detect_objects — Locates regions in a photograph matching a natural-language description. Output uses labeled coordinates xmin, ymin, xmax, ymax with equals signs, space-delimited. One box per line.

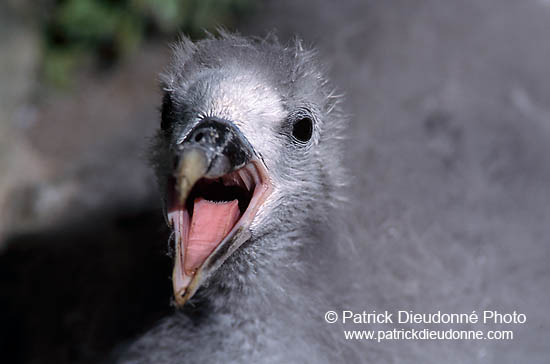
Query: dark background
xmin=1 ymin=0 xmax=549 ymax=363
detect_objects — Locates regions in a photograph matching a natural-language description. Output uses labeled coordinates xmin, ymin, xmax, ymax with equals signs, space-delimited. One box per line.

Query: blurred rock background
xmin=1 ymin=0 xmax=549 ymax=363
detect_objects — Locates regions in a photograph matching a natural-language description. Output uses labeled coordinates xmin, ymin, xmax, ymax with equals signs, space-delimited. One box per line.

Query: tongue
xmin=184 ymin=197 xmax=240 ymax=273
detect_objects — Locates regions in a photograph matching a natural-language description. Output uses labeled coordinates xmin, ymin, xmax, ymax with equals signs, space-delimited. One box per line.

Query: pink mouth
xmin=181 ymin=197 xmax=241 ymax=273
xmin=167 ymin=161 xmax=271 ymax=305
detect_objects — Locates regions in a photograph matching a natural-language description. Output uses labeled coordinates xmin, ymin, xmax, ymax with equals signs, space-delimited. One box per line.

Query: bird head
xmin=151 ymin=33 xmax=346 ymax=307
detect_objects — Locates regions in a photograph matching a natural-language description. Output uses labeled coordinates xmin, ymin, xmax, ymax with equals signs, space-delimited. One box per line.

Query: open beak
xmin=167 ymin=117 xmax=272 ymax=307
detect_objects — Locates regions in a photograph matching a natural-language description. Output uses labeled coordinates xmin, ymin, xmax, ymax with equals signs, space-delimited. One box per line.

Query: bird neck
xmin=184 ymin=221 xmax=336 ymax=322
xmin=117 ymin=220 xmax=347 ymax=363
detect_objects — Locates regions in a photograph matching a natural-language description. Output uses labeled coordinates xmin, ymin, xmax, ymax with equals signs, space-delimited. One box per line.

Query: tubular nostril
xmin=194 ymin=132 xmax=204 ymax=143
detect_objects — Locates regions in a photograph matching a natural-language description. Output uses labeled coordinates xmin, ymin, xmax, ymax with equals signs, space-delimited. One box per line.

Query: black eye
xmin=291 ymin=117 xmax=313 ymax=143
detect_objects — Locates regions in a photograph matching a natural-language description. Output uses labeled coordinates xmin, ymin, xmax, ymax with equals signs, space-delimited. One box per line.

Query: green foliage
xmin=43 ymin=0 xmax=256 ymax=87
xmin=43 ymin=46 xmax=83 ymax=87
xmin=56 ymin=0 xmax=123 ymax=42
